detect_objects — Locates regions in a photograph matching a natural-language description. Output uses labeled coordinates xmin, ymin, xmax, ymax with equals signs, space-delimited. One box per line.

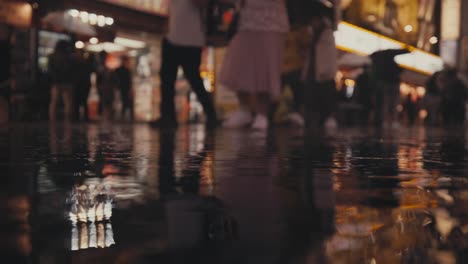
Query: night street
xmin=2 ymin=123 xmax=468 ymax=263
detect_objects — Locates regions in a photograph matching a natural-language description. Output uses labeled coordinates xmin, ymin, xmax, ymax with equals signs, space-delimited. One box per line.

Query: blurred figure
xmin=73 ymin=51 xmax=93 ymax=122
xmin=441 ymin=69 xmax=466 ymax=127
xmin=220 ymin=0 xmax=289 ymax=130
xmin=354 ymin=65 xmax=373 ymax=126
xmin=34 ymin=69 xmax=51 ymax=121
xmin=151 ymin=0 xmax=217 ymax=128
xmin=114 ymin=56 xmax=133 ymax=121
xmin=370 ymin=48 xmax=410 ymax=128
xmin=424 ymin=71 xmax=443 ymax=126
xmin=405 ymin=92 xmax=418 ymax=126
xmin=278 ymin=26 xmax=310 ymax=127
xmin=96 ymin=51 xmax=116 ymax=121
xmin=48 ymin=40 xmax=75 ymax=122
xmin=0 ymin=26 xmax=11 ymax=122
xmin=302 ymin=2 xmax=338 ymax=128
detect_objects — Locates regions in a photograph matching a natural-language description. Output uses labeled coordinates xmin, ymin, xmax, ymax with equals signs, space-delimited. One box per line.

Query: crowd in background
xmin=2 ymin=0 xmax=467 ymax=129
xmin=46 ymin=40 xmax=133 ymax=123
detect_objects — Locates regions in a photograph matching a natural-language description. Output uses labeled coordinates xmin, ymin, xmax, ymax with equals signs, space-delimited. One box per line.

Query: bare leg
xmin=62 ymin=85 xmax=73 ymax=122
xmin=49 ymin=85 xmax=59 ymax=122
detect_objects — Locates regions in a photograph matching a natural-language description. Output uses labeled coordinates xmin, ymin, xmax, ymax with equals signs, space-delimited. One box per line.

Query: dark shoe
xmin=149 ymin=119 xmax=178 ymax=129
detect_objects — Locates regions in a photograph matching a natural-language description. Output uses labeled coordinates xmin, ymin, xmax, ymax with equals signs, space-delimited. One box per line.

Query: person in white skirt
xmin=220 ymin=0 xmax=289 ymax=130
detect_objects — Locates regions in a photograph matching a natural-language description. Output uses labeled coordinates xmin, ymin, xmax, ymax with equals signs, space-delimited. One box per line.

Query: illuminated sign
xmin=0 ymin=2 xmax=32 ymax=28
xmin=441 ymin=0 xmax=461 ymax=40
xmin=98 ymin=0 xmax=169 ymax=16
xmin=335 ymin=22 xmax=443 ymax=75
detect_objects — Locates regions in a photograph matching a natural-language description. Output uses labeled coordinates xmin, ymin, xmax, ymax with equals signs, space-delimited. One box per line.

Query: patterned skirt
xmin=219 ymin=31 xmax=286 ymax=101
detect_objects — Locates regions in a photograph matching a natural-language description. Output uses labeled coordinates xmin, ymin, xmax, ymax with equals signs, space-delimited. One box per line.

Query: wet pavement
xmin=1 ymin=123 xmax=468 ymax=263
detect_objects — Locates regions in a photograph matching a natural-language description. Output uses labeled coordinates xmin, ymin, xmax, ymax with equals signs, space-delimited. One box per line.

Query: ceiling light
xmin=68 ymin=9 xmax=79 ymax=17
xmin=89 ymin=13 xmax=97 ymax=25
xmin=114 ymin=37 xmax=145 ymax=49
xmin=75 ymin=41 xmax=84 ymax=49
xmin=98 ymin=15 xmax=106 ymax=27
xmin=87 ymin=43 xmax=125 ymax=53
xmin=105 ymin=17 xmax=114 ymax=26
xmin=89 ymin=37 xmax=99 ymax=44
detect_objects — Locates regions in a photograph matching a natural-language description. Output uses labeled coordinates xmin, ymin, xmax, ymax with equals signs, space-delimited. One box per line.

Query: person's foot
xmin=223 ymin=109 xmax=252 ymax=128
xmin=149 ymin=119 xmax=178 ymax=129
xmin=287 ymin=112 xmax=305 ymax=127
xmin=251 ymin=114 xmax=268 ymax=130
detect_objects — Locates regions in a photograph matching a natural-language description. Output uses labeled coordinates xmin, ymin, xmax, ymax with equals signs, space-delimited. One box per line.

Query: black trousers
xmin=304 ymin=79 xmax=336 ymax=127
xmin=73 ymin=85 xmax=90 ymax=121
xmin=120 ymin=89 xmax=133 ymax=120
xmin=281 ymin=70 xmax=303 ymax=112
xmin=159 ymin=39 xmax=216 ymax=122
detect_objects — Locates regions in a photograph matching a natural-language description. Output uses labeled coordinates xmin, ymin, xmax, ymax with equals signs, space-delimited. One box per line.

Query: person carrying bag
xmin=151 ymin=0 xmax=218 ymax=128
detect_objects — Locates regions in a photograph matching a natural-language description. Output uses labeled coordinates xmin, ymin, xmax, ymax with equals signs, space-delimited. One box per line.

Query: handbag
xmin=205 ymin=0 xmax=241 ymax=47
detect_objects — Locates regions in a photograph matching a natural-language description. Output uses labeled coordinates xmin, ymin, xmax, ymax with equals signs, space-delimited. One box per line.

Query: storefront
xmin=334 ymin=21 xmax=444 ymax=125
xmin=39 ymin=0 xmax=216 ymax=122
xmin=0 ymin=1 xmax=34 ymax=122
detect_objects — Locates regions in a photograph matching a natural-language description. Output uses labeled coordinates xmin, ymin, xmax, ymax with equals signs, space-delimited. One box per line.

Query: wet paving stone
xmin=1 ymin=123 xmax=468 ymax=263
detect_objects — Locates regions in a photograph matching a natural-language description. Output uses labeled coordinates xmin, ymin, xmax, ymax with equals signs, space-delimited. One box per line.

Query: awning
xmin=42 ymin=11 xmax=96 ymax=36
xmin=0 ymin=1 xmax=32 ymax=28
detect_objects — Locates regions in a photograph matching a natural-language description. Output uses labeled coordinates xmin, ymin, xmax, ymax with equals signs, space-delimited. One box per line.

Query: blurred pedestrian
xmin=114 ymin=56 xmax=133 ymax=121
xmin=0 ymin=26 xmax=11 ymax=122
xmin=73 ymin=50 xmax=93 ymax=122
xmin=220 ymin=0 xmax=289 ymax=130
xmin=441 ymin=69 xmax=466 ymax=126
xmin=405 ymin=93 xmax=418 ymax=126
xmin=151 ymin=0 xmax=217 ymax=128
xmin=278 ymin=26 xmax=310 ymax=127
xmin=96 ymin=51 xmax=116 ymax=121
xmin=48 ymin=40 xmax=75 ymax=122
xmin=369 ymin=48 xmax=410 ymax=128
xmin=301 ymin=2 xmax=338 ymax=128
xmin=37 ymin=69 xmax=51 ymax=121
xmin=354 ymin=65 xmax=373 ymax=126
xmin=424 ymin=71 xmax=443 ymax=126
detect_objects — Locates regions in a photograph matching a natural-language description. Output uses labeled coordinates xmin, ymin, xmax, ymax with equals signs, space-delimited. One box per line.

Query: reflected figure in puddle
xmin=278 ymin=133 xmax=336 ymax=263
xmin=351 ymin=139 xmax=400 ymax=208
xmin=152 ymin=127 xmax=238 ymax=263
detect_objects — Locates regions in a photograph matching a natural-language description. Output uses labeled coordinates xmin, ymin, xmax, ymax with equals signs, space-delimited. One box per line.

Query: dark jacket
xmin=49 ymin=51 xmax=75 ymax=85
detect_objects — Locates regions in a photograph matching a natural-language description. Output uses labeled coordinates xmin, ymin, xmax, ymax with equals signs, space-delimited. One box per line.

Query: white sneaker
xmin=223 ymin=109 xmax=253 ymax=128
xmin=251 ymin=114 xmax=268 ymax=130
xmin=287 ymin=112 xmax=305 ymax=127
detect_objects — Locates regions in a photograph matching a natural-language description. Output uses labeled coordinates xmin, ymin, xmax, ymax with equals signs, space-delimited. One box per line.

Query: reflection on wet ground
xmin=1 ymin=123 xmax=468 ymax=263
